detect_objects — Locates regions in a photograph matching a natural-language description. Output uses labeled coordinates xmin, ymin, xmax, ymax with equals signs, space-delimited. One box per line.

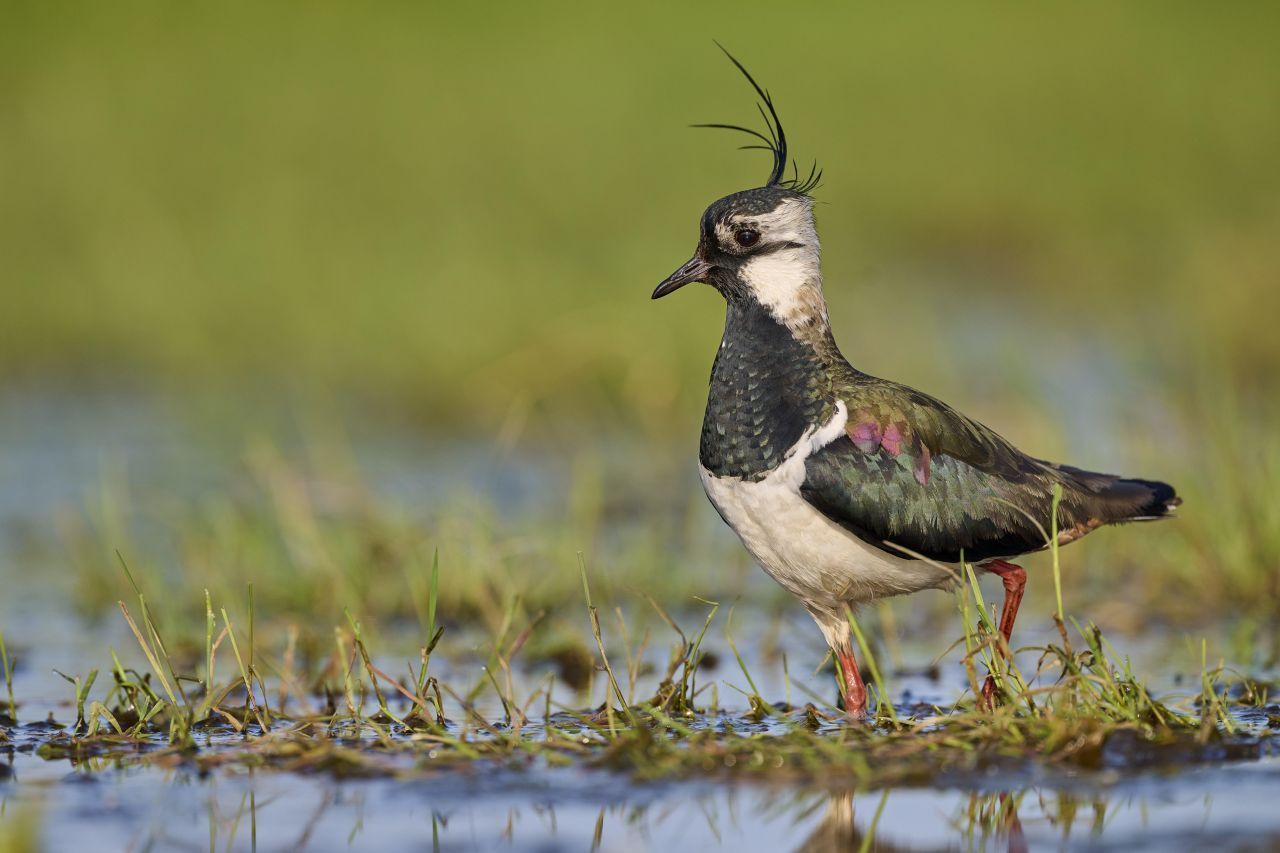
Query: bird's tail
xmin=1053 ymin=465 xmax=1182 ymax=524
xmin=1103 ymin=476 xmax=1182 ymax=521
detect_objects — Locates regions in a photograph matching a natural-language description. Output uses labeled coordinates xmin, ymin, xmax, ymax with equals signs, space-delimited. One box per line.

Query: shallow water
xmin=2 ymin=387 xmax=1279 ymax=851
xmin=5 ymin=750 xmax=1280 ymax=851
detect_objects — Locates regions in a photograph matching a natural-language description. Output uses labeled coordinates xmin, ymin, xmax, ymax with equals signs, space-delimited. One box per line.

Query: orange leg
xmin=836 ymin=647 xmax=868 ymax=719
xmin=980 ymin=560 xmax=1026 ymax=705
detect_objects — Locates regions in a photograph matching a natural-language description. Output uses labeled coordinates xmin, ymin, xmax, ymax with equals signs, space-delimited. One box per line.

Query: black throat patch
xmin=699 ymin=298 xmax=833 ymax=481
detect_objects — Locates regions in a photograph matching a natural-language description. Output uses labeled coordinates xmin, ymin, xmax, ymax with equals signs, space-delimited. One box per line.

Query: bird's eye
xmin=734 ymin=228 xmax=760 ymax=248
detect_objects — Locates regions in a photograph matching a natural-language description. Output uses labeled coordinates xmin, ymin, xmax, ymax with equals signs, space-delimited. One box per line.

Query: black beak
xmin=652 ymin=256 xmax=713 ymax=299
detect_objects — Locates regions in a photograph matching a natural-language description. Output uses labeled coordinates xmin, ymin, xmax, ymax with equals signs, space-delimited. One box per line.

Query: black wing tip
xmin=1143 ymin=478 xmax=1181 ymax=514
xmin=1116 ymin=477 xmax=1182 ymax=519
xmin=697 ymin=43 xmax=822 ymax=196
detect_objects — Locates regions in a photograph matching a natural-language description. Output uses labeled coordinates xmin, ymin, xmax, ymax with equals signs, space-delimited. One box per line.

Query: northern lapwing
xmin=652 ymin=50 xmax=1181 ymax=718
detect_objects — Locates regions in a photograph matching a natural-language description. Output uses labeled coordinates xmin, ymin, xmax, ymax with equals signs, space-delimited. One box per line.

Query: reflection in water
xmin=6 ymin=751 xmax=1273 ymax=852
xmin=957 ymin=791 xmax=1028 ymax=853
xmin=796 ymin=791 xmax=889 ymax=852
xmin=796 ymin=789 xmax=1026 ymax=853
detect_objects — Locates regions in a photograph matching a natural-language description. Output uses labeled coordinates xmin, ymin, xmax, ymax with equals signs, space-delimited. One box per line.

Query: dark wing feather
xmin=800 ymin=376 xmax=1178 ymax=563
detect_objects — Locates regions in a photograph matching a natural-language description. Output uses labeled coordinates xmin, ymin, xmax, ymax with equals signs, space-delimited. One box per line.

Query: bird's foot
xmin=843 ymin=690 xmax=869 ymax=723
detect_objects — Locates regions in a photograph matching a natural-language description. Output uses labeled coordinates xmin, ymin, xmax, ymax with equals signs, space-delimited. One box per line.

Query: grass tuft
xmin=4 ymin=551 xmax=1269 ymax=789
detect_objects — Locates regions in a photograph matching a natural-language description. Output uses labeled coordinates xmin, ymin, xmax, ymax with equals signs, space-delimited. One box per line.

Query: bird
xmin=651 ymin=48 xmax=1181 ymax=718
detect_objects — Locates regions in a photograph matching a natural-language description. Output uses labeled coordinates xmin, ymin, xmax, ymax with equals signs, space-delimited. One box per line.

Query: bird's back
xmin=805 ymin=344 xmax=1180 ymax=563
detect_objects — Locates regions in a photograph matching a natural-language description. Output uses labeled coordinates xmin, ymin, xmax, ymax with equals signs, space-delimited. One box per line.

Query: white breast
xmin=699 ymin=401 xmax=956 ymax=610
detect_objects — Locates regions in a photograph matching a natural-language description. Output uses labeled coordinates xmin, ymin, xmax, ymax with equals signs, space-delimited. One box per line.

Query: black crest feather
xmin=693 ymin=43 xmax=822 ymax=195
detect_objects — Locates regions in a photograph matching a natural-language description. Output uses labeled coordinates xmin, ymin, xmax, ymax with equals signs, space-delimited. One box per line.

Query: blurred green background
xmin=2 ymin=3 xmax=1278 ymax=639
xmin=5 ymin=3 xmax=1277 ymax=428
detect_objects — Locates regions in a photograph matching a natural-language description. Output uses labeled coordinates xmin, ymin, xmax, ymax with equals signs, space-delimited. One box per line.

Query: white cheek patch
xmin=740 ymin=207 xmax=824 ymax=330
xmin=717 ymin=197 xmax=827 ymax=331
xmin=742 ymin=250 xmax=817 ymax=308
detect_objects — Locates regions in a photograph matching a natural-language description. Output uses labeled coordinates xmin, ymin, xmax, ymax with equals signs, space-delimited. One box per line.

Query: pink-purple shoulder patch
xmin=880 ymin=423 xmax=904 ymax=457
xmin=848 ymin=416 xmax=931 ymax=486
xmin=849 ymin=420 xmax=882 ymax=453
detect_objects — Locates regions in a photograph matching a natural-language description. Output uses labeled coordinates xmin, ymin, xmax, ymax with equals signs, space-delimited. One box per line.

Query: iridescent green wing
xmin=800 ymin=375 xmax=1071 ymax=563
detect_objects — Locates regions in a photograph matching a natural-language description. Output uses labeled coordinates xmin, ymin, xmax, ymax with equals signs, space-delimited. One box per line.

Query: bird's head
xmin=653 ymin=48 xmax=826 ymax=332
